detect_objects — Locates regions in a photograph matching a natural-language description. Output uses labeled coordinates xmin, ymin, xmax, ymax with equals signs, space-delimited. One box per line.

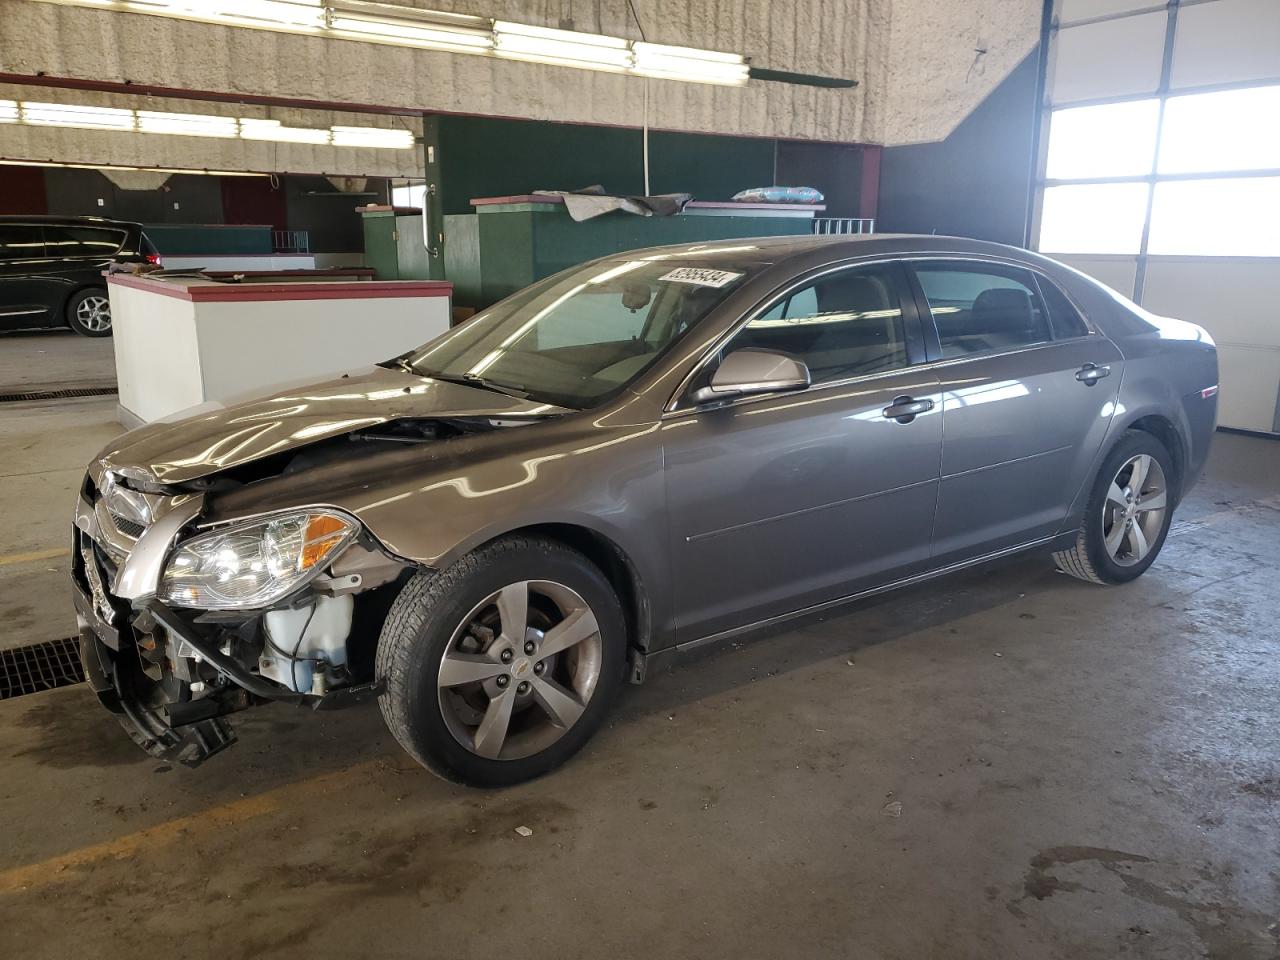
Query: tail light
xmin=145 ymin=253 xmax=160 ymax=265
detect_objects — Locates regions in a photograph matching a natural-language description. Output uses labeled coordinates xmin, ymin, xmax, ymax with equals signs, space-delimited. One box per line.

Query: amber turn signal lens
xmin=301 ymin=514 xmax=352 ymax=570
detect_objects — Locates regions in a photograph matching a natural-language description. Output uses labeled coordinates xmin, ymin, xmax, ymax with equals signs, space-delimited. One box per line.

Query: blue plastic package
xmin=731 ymin=186 xmax=825 ymax=204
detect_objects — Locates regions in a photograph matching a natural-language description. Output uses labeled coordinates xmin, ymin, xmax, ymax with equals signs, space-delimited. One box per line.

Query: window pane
xmin=1060 ymin=0 xmax=1158 ymax=24
xmin=1158 ymin=86 xmax=1280 ymax=175
xmin=1038 ymin=183 xmax=1150 ymax=254
xmin=1171 ymin=0 xmax=1280 ymax=90
xmin=1046 ymin=100 xmax=1160 ymax=179
xmin=915 ymin=265 xmax=1052 ymax=359
xmin=727 ymin=265 xmax=908 ymax=384
xmin=1051 ymin=12 xmax=1166 ymax=103
xmin=42 ymin=226 xmax=125 ymax=258
xmin=0 ymin=224 xmax=44 ymax=260
xmin=1147 ymin=176 xmax=1280 ymax=256
xmin=391 ymin=183 xmax=426 ymax=208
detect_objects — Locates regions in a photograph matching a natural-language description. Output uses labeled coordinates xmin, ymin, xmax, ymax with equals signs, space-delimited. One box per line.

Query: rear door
xmin=907 ymin=260 xmax=1122 ymax=565
xmin=0 ymin=223 xmax=55 ymax=329
xmin=40 ymin=224 xmax=126 ymax=303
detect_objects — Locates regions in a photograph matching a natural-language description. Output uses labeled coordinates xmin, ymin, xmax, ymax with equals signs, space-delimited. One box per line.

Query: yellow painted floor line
xmin=0 ymin=758 xmax=397 ymax=894
xmin=0 ymin=547 xmax=69 ymax=567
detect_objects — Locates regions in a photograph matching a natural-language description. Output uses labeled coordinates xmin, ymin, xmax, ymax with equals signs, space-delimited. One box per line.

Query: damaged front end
xmin=72 ymin=462 xmax=410 ymax=767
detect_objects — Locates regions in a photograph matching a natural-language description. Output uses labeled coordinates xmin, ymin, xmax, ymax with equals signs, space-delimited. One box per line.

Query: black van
xmin=0 ymin=216 xmax=156 ymax=337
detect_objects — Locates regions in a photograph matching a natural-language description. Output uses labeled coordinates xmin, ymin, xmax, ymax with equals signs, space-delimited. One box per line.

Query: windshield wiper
xmin=423 ymin=371 xmax=532 ymax=401
xmin=381 ymin=355 xmax=417 ymax=374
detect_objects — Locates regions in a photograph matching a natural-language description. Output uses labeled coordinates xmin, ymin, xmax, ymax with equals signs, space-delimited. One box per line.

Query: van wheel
xmin=376 ymin=536 xmax=626 ymax=787
xmin=1054 ymin=430 xmax=1175 ymax=584
xmin=67 ymin=288 xmax=112 ymax=337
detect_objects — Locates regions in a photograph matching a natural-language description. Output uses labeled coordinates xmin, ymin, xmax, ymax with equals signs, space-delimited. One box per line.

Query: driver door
xmin=661 ymin=261 xmax=944 ymax=644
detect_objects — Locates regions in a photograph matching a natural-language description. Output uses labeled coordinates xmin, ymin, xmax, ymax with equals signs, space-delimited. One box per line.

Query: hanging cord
xmin=626 ymin=0 xmax=647 ymax=41
xmin=628 ymin=0 xmax=650 ymax=194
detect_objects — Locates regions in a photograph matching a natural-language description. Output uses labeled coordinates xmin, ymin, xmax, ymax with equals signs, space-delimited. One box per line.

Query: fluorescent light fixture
xmin=239 ymin=118 xmax=332 ymax=144
xmin=20 ymin=102 xmax=137 ymax=131
xmin=137 ymin=109 xmax=240 ymax=137
xmin=330 ymin=13 xmax=492 ymax=50
xmin=330 ymin=125 xmax=416 ymax=148
xmin=633 ymin=41 xmax=749 ymax=86
xmin=328 ymin=2 xmax=492 ymax=51
xmin=494 ymin=20 xmax=631 ymax=69
xmin=26 ymin=0 xmax=753 ymax=87
xmin=134 ymin=0 xmax=325 ymax=29
xmin=11 ymin=98 xmax=413 ymax=149
xmin=0 ymin=158 xmax=269 ymax=176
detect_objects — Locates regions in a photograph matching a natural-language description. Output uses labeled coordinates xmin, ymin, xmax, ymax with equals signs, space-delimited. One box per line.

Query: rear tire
xmin=66 ymin=288 xmax=112 ymax=337
xmin=1054 ymin=430 xmax=1176 ymax=584
xmin=376 ymin=536 xmax=626 ymax=787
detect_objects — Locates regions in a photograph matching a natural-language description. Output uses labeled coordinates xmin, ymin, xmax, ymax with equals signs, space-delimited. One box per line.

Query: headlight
xmin=159 ymin=510 xmax=358 ymax=610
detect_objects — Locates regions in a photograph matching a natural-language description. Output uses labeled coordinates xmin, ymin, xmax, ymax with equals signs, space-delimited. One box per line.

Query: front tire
xmin=1054 ymin=430 xmax=1175 ymax=584
xmin=376 ymin=536 xmax=627 ymax=787
xmin=66 ymin=288 xmax=112 ymax=337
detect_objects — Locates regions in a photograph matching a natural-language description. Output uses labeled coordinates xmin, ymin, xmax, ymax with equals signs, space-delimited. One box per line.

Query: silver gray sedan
xmin=73 ymin=235 xmax=1218 ymax=784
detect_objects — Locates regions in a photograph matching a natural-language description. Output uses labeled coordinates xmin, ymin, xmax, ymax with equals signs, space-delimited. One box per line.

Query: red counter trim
xmin=108 ymin=273 xmax=452 ymax=303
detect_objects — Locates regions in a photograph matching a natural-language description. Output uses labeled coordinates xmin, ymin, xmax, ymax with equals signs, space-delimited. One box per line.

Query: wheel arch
xmin=64 ymin=283 xmax=111 ymax=327
xmin=1119 ymin=412 xmax=1187 ymax=501
xmin=465 ymin=522 xmax=653 ymax=660
xmin=1059 ymin=405 xmax=1191 ymax=536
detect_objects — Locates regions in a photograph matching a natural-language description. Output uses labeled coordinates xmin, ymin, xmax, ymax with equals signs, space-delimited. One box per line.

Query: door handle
xmin=882 ymin=395 xmax=934 ymax=423
xmin=1075 ymin=363 xmax=1111 ymax=385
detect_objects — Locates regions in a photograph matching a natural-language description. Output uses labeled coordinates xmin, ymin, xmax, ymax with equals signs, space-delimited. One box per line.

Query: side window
xmin=41 ymin=226 xmax=125 ymax=259
xmin=724 ymin=263 xmax=910 ymax=384
xmin=0 ymin=224 xmax=44 ymax=261
xmin=1036 ymin=276 xmax=1091 ymax=339
xmin=915 ymin=263 xmax=1053 ymax=359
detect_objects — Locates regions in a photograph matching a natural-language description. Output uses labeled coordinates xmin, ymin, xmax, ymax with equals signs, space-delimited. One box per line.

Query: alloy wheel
xmin=437 ymin=580 xmax=603 ymax=760
xmin=76 ymin=295 xmax=112 ymax=332
xmin=1102 ymin=453 xmax=1167 ymax=567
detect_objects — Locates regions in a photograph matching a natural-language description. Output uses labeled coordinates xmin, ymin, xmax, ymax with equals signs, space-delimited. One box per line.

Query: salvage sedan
xmin=73 ymin=235 xmax=1218 ymax=785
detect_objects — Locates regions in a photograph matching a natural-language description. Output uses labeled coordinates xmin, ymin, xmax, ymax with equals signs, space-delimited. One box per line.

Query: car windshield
xmin=399 ymin=257 xmax=765 ymax=410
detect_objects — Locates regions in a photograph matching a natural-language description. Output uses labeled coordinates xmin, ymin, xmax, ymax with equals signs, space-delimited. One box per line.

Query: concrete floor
xmin=0 ymin=396 xmax=121 ymax=649
xmin=0 ymin=331 xmax=118 ymax=393
xmin=1 ymin=410 xmax=1277 ymax=959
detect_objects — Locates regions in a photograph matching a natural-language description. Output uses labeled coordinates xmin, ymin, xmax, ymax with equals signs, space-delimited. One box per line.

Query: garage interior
xmin=2 ymin=0 xmax=1278 ymax=957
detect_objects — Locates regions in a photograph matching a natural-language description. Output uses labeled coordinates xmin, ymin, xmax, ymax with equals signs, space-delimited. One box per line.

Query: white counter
xmin=107 ymin=273 xmax=452 ymax=425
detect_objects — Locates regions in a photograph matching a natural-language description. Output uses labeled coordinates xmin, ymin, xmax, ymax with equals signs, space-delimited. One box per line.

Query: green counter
xmin=360 ymin=207 xmax=434 ymax=281
xmin=144 ymin=223 xmax=272 ymax=256
xmin=445 ymin=196 xmax=823 ymax=308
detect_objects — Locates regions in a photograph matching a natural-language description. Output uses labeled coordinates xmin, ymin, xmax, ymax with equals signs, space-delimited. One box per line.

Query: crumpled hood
xmin=96 ymin=366 xmax=566 ymax=484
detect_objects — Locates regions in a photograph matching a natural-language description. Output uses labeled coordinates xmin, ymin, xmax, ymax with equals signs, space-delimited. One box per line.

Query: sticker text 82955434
xmin=658 ymin=267 xmax=744 ymax=289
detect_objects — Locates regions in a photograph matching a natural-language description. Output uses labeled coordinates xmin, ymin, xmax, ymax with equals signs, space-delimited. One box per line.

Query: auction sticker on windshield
xmin=659 ymin=267 xmax=744 ymax=288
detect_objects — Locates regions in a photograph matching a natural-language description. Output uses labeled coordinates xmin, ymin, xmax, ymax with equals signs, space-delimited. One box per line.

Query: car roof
xmin=0 ymin=214 xmax=143 ymax=229
xmin=610 ymin=232 xmax=1049 ymax=268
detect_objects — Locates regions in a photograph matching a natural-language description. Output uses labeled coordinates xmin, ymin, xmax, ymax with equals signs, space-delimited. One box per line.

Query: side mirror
xmin=690 ymin=348 xmax=810 ymax=406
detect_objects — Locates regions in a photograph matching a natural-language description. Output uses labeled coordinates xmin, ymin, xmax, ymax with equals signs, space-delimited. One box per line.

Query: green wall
xmin=430 ymin=115 xmax=778 ymax=216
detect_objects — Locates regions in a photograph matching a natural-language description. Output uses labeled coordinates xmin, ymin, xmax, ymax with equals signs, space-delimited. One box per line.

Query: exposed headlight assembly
xmin=159 ymin=510 xmax=358 ymax=610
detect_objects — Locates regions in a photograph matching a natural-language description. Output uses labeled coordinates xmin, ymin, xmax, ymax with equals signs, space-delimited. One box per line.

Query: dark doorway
xmin=221 ymin=176 xmax=288 ymax=230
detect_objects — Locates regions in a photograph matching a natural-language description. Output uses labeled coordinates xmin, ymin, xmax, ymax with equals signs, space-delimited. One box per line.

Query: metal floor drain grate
xmin=1 ymin=637 xmax=85 ymax=700
xmin=0 ymin=386 xmax=118 ymax=403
